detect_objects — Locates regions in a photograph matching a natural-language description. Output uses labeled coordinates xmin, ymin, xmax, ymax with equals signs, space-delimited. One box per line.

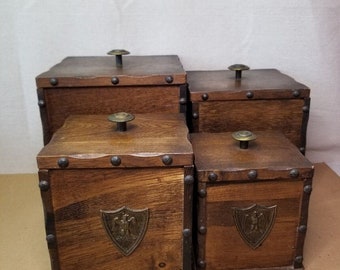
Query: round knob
xmin=232 ymin=130 xmax=257 ymax=149
xmin=228 ymin=64 xmax=250 ymax=80
xmin=107 ymin=49 xmax=130 ymax=68
xmin=108 ymin=112 xmax=135 ymax=132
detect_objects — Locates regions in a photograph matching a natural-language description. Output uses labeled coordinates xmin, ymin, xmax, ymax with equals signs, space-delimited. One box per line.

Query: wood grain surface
xmin=37 ymin=114 xmax=193 ymax=169
xmin=36 ymin=56 xmax=186 ymax=87
xmin=50 ymin=168 xmax=185 ymax=270
xmin=191 ymin=131 xmax=313 ymax=269
xmin=187 ymin=69 xmax=310 ymax=151
xmin=187 ymin=69 xmax=309 ymax=101
xmin=36 ymin=55 xmax=187 ymax=144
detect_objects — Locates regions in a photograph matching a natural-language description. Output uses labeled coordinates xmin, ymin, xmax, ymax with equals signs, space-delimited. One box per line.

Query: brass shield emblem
xmin=232 ymin=204 xmax=277 ymax=249
xmin=101 ymin=206 xmax=149 ymax=256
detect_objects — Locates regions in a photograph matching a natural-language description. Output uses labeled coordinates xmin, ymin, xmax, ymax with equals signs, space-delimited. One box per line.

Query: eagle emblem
xmin=232 ymin=204 xmax=277 ymax=249
xmin=101 ymin=206 xmax=149 ymax=256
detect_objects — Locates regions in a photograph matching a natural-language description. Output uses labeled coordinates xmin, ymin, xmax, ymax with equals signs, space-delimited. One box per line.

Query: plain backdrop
xmin=1 ymin=0 xmax=339 ymax=174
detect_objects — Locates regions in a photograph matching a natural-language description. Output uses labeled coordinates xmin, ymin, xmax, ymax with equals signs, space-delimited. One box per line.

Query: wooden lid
xmin=187 ymin=69 xmax=310 ymax=101
xmin=36 ymin=55 xmax=186 ymax=88
xmin=190 ymin=131 xmax=314 ymax=182
xmin=37 ymin=113 xmax=193 ymax=169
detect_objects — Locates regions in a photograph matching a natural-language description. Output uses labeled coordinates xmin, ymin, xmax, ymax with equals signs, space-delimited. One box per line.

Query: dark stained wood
xmin=37 ymin=113 xmax=194 ymax=270
xmin=36 ymin=56 xmax=186 ymax=87
xmin=198 ymin=99 xmax=304 ymax=147
xmin=38 ymin=170 xmax=59 ymax=270
xmin=36 ymin=55 xmax=187 ymax=144
xmin=41 ymin=86 xmax=182 ymax=144
xmin=205 ymin=181 xmax=303 ymax=270
xmin=187 ymin=69 xmax=309 ymax=101
xmin=191 ymin=131 xmax=313 ymax=181
xmin=37 ymin=114 xmax=193 ymax=169
xmin=191 ymin=131 xmax=314 ymax=270
xmin=50 ymin=168 xmax=185 ymax=270
xmin=187 ymin=69 xmax=310 ymax=152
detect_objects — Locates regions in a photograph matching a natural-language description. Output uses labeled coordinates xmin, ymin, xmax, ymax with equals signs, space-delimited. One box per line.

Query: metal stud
xmin=38 ymin=100 xmax=45 ymax=107
xmin=199 ymin=226 xmax=207 ymax=235
xmin=111 ymin=156 xmax=121 ymax=166
xmin=290 ymin=169 xmax=300 ymax=178
xmin=304 ymin=185 xmax=313 ymax=194
xmin=179 ymin=97 xmax=187 ymax=105
xmin=39 ymin=180 xmax=50 ymax=191
xmin=192 ymin=112 xmax=199 ymax=119
xmin=198 ymin=260 xmax=206 ymax=269
xmin=299 ymin=147 xmax=305 ymax=154
xmin=49 ymin=78 xmax=58 ymax=86
xmin=111 ymin=77 xmax=119 ymax=85
xmin=302 ymin=106 xmax=309 ymax=113
xmin=246 ymin=91 xmax=254 ymax=99
xmin=201 ymin=93 xmax=209 ymax=101
xmin=162 ymin=155 xmax=173 ymax=166
xmin=298 ymin=225 xmax=307 ymax=233
xmin=208 ymin=172 xmax=217 ymax=182
xmin=46 ymin=234 xmax=55 ymax=244
xmin=57 ymin=157 xmax=69 ymax=169
xmin=293 ymin=90 xmax=301 ymax=97
xmin=295 ymin=256 xmax=303 ymax=264
xmin=198 ymin=189 xmax=207 ymax=198
xmin=248 ymin=170 xmax=257 ymax=180
xmin=184 ymin=175 xmax=194 ymax=185
xmin=165 ymin=75 xmax=173 ymax=84
xmin=182 ymin=228 xmax=191 ymax=237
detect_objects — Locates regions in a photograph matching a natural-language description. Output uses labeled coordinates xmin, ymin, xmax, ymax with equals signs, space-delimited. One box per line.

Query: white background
xmin=1 ymin=0 xmax=339 ymax=174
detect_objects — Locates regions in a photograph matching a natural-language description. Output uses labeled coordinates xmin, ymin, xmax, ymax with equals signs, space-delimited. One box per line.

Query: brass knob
xmin=228 ymin=64 xmax=250 ymax=80
xmin=108 ymin=112 xmax=134 ymax=132
xmin=107 ymin=49 xmax=130 ymax=68
xmin=232 ymin=130 xmax=257 ymax=149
